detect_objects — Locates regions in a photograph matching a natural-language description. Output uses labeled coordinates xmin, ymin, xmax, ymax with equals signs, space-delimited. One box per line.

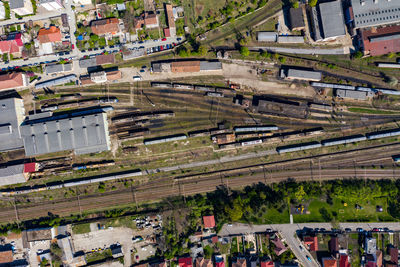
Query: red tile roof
xmin=361 ymin=25 xmax=400 ymax=56
xmin=0 ymin=33 xmax=23 ymax=55
xmin=179 ymin=257 xmax=193 ymax=267
xmin=144 ymin=13 xmax=158 ymax=26
xmin=232 ymin=258 xmax=246 ymax=267
xmin=304 ymin=236 xmax=318 ymax=251
xmin=0 ymin=250 xmax=12 ymax=264
xmin=203 ymin=215 xmax=215 ymax=228
xmin=96 ymin=54 xmax=115 ymax=65
xmin=165 ymin=4 xmax=175 ymax=28
xmin=272 ymin=238 xmax=287 ymax=256
xmin=390 ymin=247 xmax=398 ymax=263
xmin=211 ymin=235 xmax=219 ymax=243
xmin=376 ymin=250 xmax=382 ymax=267
xmin=329 ymin=236 xmax=339 ymax=253
xmin=37 ymin=26 xmax=62 ymax=44
xmin=0 ymin=73 xmax=25 ymax=90
xmin=339 ymin=254 xmax=350 ymax=267
xmin=91 ymin=18 xmax=119 ymax=35
xmin=215 ymin=262 xmax=225 ymax=267
xmin=164 ymin=28 xmax=171 ymax=38
xmin=24 ymin=162 xmax=37 ymax=173
xmin=195 ymin=257 xmax=213 ymax=267
xmin=365 ymin=262 xmax=376 ymax=267
xmin=323 ymin=258 xmax=337 ymax=267
xmin=260 ymin=261 xmax=274 ymax=267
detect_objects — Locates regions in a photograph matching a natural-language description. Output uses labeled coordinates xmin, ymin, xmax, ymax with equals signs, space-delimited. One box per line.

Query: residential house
xmin=360 ymin=25 xmax=400 ymax=57
xmin=214 ymin=255 xmax=224 ymax=267
xmin=339 ymin=254 xmax=350 ymax=267
xmin=232 ymin=258 xmax=247 ymax=267
xmin=81 ymin=70 xmax=121 ymax=85
xmin=57 ymin=236 xmax=86 ymax=266
xmin=322 ymin=258 xmax=337 ymax=267
xmin=111 ymin=245 xmax=123 ymax=258
xmin=178 ymin=257 xmax=193 ymax=267
xmin=289 ymin=7 xmax=305 ymax=31
xmin=0 ymin=97 xmax=25 ymax=152
xmin=272 ymin=237 xmax=287 ymax=256
xmin=39 ymin=0 xmax=63 ymax=11
xmin=0 ymin=2 xmax=6 ymax=20
xmin=36 ymin=26 xmax=62 ymax=55
xmin=165 ymin=4 xmax=176 ymax=37
xmin=329 ymin=236 xmax=339 ymax=255
xmin=150 ymin=261 xmax=167 ymax=267
xmin=365 ymin=237 xmax=376 ymax=255
xmin=134 ymin=12 xmax=159 ymax=30
xmin=376 ymin=250 xmax=382 ymax=267
xmin=389 ymin=246 xmax=398 ymax=265
xmin=0 ymin=72 xmax=28 ymax=91
xmin=260 ymin=260 xmax=274 ymax=267
xmin=202 ymin=215 xmax=215 ymax=229
xmin=310 ymin=0 xmax=346 ymax=41
xmin=195 ymin=257 xmax=212 ymax=267
xmin=303 ymin=236 xmax=318 ymax=251
xmin=0 ymin=33 xmax=24 ymax=58
xmin=91 ymin=18 xmax=120 ymax=37
xmin=9 ymin=0 xmax=33 ymax=16
xmin=0 ymin=249 xmax=13 ymax=265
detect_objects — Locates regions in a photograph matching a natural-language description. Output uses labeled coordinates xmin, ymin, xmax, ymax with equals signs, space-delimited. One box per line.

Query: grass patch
xmin=85 ymin=249 xmax=112 ymax=264
xmin=104 ymin=216 xmax=137 ymax=229
xmin=348 ymin=107 xmax=400 ymax=115
xmin=72 ymin=223 xmax=91 ymax=234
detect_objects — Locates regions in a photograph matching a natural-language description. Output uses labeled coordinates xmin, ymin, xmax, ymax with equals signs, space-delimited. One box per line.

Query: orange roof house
xmin=203 ymin=215 xmax=215 ymax=228
xmin=323 ymin=258 xmax=337 ymax=267
xmin=0 ymin=250 xmax=13 ymax=264
xmin=304 ymin=236 xmax=318 ymax=251
xmin=195 ymin=257 xmax=213 ymax=267
xmin=232 ymin=258 xmax=247 ymax=267
xmin=37 ymin=26 xmax=62 ymax=43
xmin=91 ymin=18 xmax=120 ymax=35
xmin=171 ymin=61 xmax=200 ymax=72
xmin=0 ymin=73 xmax=27 ymax=91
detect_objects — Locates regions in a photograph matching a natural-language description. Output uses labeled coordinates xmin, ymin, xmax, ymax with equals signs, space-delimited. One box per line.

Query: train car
xmin=144 ymin=134 xmax=187 ymax=145
xmin=366 ymin=128 xmax=400 ymax=140
xmin=188 ymin=130 xmax=210 ymax=137
xmin=321 ymin=135 xmax=366 ymax=147
xmin=151 ymin=82 xmax=172 ymax=88
xmin=235 ymin=133 xmax=259 ymax=139
xmin=234 ymin=126 xmax=279 ymax=132
xmin=276 ymin=142 xmax=321 ymax=154
xmin=215 ymin=87 xmax=235 ymax=94
xmin=393 ymin=155 xmax=400 ymax=163
xmin=241 ymin=139 xmax=262 ymax=146
xmin=311 ymin=82 xmax=356 ymax=90
xmin=219 ymin=143 xmax=240 ymax=149
xmin=206 ymin=92 xmax=224 ymax=97
xmin=172 ymin=83 xmax=195 ymax=90
xmin=195 ymin=85 xmax=215 ymax=92
xmin=41 ymin=105 xmax=58 ymax=112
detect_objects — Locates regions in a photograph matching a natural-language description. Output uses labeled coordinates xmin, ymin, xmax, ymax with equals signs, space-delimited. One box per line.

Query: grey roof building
xmin=336 ymin=89 xmax=373 ymax=100
xmin=35 ymin=75 xmax=77 ymax=89
xmin=277 ymin=35 xmax=304 ymax=43
xmin=200 ymin=61 xmax=222 ymax=71
xmin=311 ymin=0 xmax=346 ymax=41
xmin=289 ymin=7 xmax=305 ymax=31
xmin=78 ymin=58 xmax=97 ymax=68
xmin=280 ymin=68 xmax=322 ymax=81
xmin=21 ymin=109 xmax=111 ymax=156
xmin=45 ymin=63 xmax=72 ymax=75
xmin=9 ymin=0 xmax=25 ymax=9
xmin=351 ymin=0 xmax=400 ymax=29
xmin=0 ymin=97 xmax=25 ymax=152
xmin=319 ymin=0 xmax=346 ymax=40
xmin=257 ymin=32 xmax=278 ymax=42
xmin=0 ymin=164 xmax=28 ymax=186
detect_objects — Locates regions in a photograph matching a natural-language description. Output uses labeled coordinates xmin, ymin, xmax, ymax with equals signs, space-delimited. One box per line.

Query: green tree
xmin=203 ymin=245 xmax=213 ymax=259
xmin=387 ymin=52 xmax=396 ymax=59
xmin=309 ymin=0 xmax=318 ymax=7
xmin=279 ymin=56 xmax=286 ymax=63
xmin=239 ymin=46 xmax=250 ymax=57
xmin=294 ymin=185 xmax=306 ymax=201
xmin=197 ymin=45 xmax=207 ymax=56
xmin=353 ymin=50 xmax=363 ymax=59
xmin=319 ymin=207 xmax=332 ymax=221
xmin=225 ymin=199 xmax=243 ymax=221
xmin=261 ymin=51 xmax=271 ymax=59
xmin=178 ymin=46 xmax=190 ymax=57
xmin=291 ymin=1 xmax=299 ymax=8
xmin=90 ymin=34 xmax=99 ymax=42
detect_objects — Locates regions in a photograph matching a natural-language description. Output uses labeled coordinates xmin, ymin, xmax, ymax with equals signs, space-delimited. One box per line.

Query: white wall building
xmin=0 ymin=2 xmax=6 ymax=20
xmin=39 ymin=0 xmax=63 ymax=11
xmin=9 ymin=0 xmax=34 ymax=16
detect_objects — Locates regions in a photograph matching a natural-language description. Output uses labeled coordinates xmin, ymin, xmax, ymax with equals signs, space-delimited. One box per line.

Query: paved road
xmin=219 ymin=222 xmax=400 ymax=267
xmin=251 ymin=46 xmax=351 ymax=55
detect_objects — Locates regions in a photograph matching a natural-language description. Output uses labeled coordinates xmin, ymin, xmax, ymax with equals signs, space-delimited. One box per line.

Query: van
xmin=133 ymin=76 xmax=142 ymax=81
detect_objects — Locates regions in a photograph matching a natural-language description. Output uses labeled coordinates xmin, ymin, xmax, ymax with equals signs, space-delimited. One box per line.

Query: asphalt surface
xmin=219 ymin=222 xmax=400 ymax=267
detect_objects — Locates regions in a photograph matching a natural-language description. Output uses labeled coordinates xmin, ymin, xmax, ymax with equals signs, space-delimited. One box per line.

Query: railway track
xmin=1 ymin=168 xmax=399 ymax=223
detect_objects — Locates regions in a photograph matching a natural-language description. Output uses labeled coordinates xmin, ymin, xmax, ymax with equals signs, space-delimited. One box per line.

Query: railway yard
xmin=0 ymin=64 xmax=400 ymax=224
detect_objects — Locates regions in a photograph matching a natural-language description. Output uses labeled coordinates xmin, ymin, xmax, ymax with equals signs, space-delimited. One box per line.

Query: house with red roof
xmin=339 ymin=254 xmax=350 ymax=267
xmin=232 ymin=258 xmax=246 ymax=267
xmin=0 ymin=72 xmax=28 ymax=91
xmin=389 ymin=246 xmax=398 ymax=264
xmin=260 ymin=260 xmax=274 ymax=267
xmin=91 ymin=18 xmax=120 ymax=36
xmin=360 ymin=25 xmax=400 ymax=56
xmin=202 ymin=215 xmax=215 ymax=229
xmin=178 ymin=257 xmax=193 ymax=267
xmin=272 ymin=237 xmax=287 ymax=256
xmin=36 ymin=26 xmax=62 ymax=55
xmin=134 ymin=12 xmax=159 ymax=30
xmin=322 ymin=258 xmax=337 ymax=267
xmin=303 ymin=236 xmax=318 ymax=251
xmin=0 ymin=33 xmax=24 ymax=58
xmin=195 ymin=257 xmax=212 ymax=267
xmin=214 ymin=255 xmax=224 ymax=267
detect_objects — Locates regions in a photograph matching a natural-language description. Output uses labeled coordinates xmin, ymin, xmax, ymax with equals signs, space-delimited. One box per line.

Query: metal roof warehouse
xmin=351 ymin=0 xmax=400 ymax=29
xmin=0 ymin=97 xmax=25 ymax=152
xmin=20 ymin=109 xmax=111 ymax=156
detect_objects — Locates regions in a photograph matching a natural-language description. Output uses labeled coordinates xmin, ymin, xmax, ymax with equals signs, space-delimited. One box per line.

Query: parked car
xmin=306 ymin=256 xmax=312 ymax=262
xmin=356 ymin=228 xmax=363 ymax=232
xmin=162 ymin=38 xmax=167 ymax=41
xmin=177 ymin=37 xmax=182 ymax=41
xmin=345 ymin=228 xmax=351 ymax=232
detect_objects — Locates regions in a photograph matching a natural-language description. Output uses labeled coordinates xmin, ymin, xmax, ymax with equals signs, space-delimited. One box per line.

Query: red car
xmin=71 ymin=44 xmax=75 ymax=49
xmin=161 ymin=38 xmax=167 ymax=41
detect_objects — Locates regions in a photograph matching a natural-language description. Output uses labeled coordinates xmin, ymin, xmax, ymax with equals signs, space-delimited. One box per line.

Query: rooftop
xmin=21 ymin=109 xmax=111 ymax=156
xmin=37 ymin=26 xmax=62 ymax=44
xmin=361 ymin=25 xmax=400 ymax=56
xmin=202 ymin=215 xmax=215 ymax=228
xmin=319 ymin=0 xmax=346 ymax=39
xmin=46 ymin=63 xmax=72 ymax=74
xmin=351 ymin=0 xmax=400 ymax=29
xmin=289 ymin=7 xmax=305 ymax=30
xmin=0 ymin=97 xmax=24 ymax=151
xmin=178 ymin=257 xmax=192 ymax=267
xmin=0 ymin=73 xmax=26 ymax=90
xmin=9 ymin=0 xmax=26 ymax=9
xmin=0 ymin=250 xmax=12 ymax=264
xmin=91 ymin=18 xmax=120 ymax=35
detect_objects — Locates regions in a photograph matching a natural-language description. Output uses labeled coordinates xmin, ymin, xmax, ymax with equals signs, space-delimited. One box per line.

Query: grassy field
xmin=72 ymin=223 xmax=91 ymax=234
xmin=348 ymin=107 xmax=400 ymax=115
xmin=293 ymin=197 xmax=394 ymax=223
